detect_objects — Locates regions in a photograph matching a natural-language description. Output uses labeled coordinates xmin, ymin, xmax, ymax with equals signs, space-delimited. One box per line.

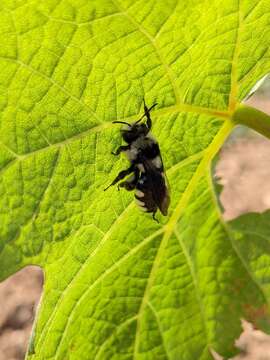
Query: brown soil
xmin=0 ymin=267 xmax=43 ymax=360
xmin=216 ymin=131 xmax=270 ymax=221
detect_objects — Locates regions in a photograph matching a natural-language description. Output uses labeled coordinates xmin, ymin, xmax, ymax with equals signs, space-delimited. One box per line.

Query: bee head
xmin=113 ymin=121 xmax=148 ymax=144
xmin=121 ymin=123 xmax=148 ymax=143
xmin=113 ymin=100 xmax=157 ymax=143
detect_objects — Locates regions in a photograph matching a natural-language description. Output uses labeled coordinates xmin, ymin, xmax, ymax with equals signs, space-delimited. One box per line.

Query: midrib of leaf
xmin=133 ymin=119 xmax=234 ymax=357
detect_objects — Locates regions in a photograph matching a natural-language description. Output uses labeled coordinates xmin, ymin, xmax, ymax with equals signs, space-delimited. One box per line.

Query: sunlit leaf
xmin=1 ymin=0 xmax=270 ymax=359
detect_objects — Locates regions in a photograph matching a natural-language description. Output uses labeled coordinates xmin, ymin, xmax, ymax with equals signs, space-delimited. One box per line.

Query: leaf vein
xmin=111 ymin=0 xmax=181 ymax=104
xmin=53 ymin=228 xmax=164 ymax=357
xmin=132 ymin=119 xmax=233 ymax=356
xmin=147 ymin=301 xmax=170 ymax=360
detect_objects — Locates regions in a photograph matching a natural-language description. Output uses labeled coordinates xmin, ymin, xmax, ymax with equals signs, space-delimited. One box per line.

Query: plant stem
xmin=233 ymin=104 xmax=270 ymax=139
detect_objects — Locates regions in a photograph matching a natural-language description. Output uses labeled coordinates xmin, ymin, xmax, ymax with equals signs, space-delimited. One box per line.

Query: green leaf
xmin=229 ymin=210 xmax=270 ymax=325
xmin=1 ymin=0 xmax=270 ymax=359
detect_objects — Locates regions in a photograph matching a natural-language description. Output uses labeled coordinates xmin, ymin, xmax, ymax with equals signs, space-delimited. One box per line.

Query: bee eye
xmin=122 ymin=131 xmax=136 ymax=143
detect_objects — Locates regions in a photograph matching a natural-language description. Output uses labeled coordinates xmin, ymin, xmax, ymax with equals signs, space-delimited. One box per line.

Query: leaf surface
xmin=1 ymin=0 xmax=270 ymax=359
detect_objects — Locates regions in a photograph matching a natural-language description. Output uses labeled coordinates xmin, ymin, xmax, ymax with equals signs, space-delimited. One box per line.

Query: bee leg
xmin=152 ymin=211 xmax=159 ymax=223
xmin=104 ymin=165 xmax=135 ymax=191
xmin=118 ymin=181 xmax=136 ymax=191
xmin=118 ymin=168 xmax=139 ymax=191
xmin=111 ymin=145 xmax=130 ymax=156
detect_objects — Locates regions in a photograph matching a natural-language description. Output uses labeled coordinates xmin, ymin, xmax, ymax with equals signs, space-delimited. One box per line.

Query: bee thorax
xmin=125 ymin=147 xmax=138 ymax=161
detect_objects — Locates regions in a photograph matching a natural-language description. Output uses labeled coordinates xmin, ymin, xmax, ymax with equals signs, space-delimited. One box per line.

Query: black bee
xmin=104 ymin=100 xmax=170 ymax=221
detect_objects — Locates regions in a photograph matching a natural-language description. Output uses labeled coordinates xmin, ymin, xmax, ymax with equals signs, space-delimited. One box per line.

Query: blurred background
xmin=1 ymin=78 xmax=270 ymax=360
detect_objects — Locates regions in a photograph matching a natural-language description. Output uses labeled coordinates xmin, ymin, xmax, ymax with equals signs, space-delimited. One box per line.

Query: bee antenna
xmin=135 ymin=114 xmax=146 ymax=124
xmin=112 ymin=121 xmax=131 ymax=127
xmin=135 ymin=101 xmax=158 ymax=124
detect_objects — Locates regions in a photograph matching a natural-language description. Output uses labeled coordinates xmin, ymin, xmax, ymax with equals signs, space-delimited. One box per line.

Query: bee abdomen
xmin=151 ymin=156 xmax=163 ymax=170
xmin=135 ymin=185 xmax=157 ymax=214
xmin=135 ymin=197 xmax=148 ymax=212
xmin=135 ymin=190 xmax=144 ymax=198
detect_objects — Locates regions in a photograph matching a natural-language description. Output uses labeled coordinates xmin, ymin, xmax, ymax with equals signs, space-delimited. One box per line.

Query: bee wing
xmin=158 ymin=152 xmax=171 ymax=199
xmin=143 ymin=158 xmax=170 ymax=216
